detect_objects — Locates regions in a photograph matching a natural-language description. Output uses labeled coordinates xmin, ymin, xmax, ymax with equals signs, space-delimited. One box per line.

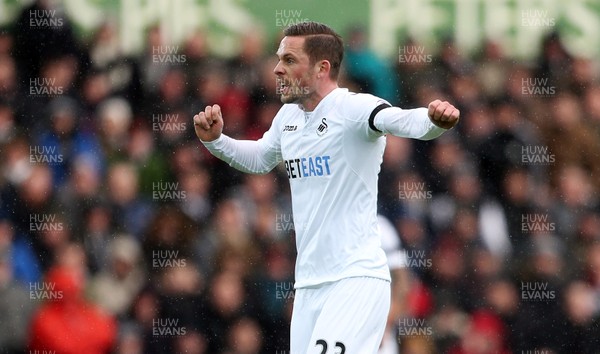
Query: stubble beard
xmin=279 ymin=85 xmax=312 ymax=105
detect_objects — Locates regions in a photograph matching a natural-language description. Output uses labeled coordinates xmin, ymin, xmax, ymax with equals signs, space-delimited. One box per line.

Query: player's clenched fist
xmin=193 ymin=104 xmax=224 ymax=142
xmin=427 ymin=99 xmax=460 ymax=130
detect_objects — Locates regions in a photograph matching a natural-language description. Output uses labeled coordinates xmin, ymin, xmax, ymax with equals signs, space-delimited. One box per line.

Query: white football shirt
xmin=202 ymin=88 xmax=446 ymax=288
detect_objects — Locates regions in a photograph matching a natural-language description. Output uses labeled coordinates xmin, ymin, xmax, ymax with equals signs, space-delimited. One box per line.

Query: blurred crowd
xmin=1 ymin=1 xmax=600 ymax=354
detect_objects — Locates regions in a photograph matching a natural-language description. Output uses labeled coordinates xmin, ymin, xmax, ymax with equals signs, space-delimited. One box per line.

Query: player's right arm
xmin=193 ymin=104 xmax=282 ymax=174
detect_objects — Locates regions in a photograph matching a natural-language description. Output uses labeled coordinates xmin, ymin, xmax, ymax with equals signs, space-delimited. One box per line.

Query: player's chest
xmin=280 ymin=112 xmax=342 ymax=160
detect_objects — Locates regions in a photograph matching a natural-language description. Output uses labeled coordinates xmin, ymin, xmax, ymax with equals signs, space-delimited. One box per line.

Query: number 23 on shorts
xmin=315 ymin=339 xmax=346 ymax=354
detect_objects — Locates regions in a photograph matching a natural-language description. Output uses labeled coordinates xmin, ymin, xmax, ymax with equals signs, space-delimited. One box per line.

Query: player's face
xmin=273 ymin=36 xmax=318 ymax=105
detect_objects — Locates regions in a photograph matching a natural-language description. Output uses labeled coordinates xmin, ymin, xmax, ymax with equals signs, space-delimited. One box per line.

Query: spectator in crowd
xmin=0 ymin=245 xmax=37 ymax=353
xmin=88 ymin=234 xmax=145 ymax=317
xmin=344 ymin=25 xmax=399 ymax=104
xmin=202 ymin=271 xmax=256 ymax=352
xmin=126 ymin=123 xmax=171 ymax=197
xmin=227 ymin=27 xmax=268 ymax=93
xmin=27 ymin=245 xmax=117 ymax=353
xmin=142 ymin=204 xmax=195 ymax=274
xmin=81 ymin=203 xmax=114 ymax=274
xmin=0 ymin=216 xmax=41 ymax=284
xmin=105 ymin=161 xmax=154 ymax=238
xmin=223 ymin=316 xmax=264 ymax=354
xmin=96 ymin=97 xmax=134 ymax=162
xmin=37 ymin=96 xmax=103 ymax=188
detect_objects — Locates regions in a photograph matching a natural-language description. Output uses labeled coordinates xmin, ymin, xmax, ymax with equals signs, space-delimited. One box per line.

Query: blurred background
xmin=0 ymin=0 xmax=600 ymax=353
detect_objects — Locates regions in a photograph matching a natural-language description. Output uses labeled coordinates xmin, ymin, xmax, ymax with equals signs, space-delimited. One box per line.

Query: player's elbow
xmin=241 ymin=162 xmax=276 ymax=175
xmin=255 ymin=167 xmax=274 ymax=175
xmin=417 ymin=132 xmax=440 ymax=141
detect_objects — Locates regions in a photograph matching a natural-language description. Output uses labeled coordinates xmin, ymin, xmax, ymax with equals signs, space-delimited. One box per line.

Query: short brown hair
xmin=283 ymin=21 xmax=344 ymax=80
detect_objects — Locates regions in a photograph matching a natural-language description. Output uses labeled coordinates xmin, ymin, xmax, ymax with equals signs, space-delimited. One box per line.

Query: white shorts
xmin=290 ymin=276 xmax=391 ymax=354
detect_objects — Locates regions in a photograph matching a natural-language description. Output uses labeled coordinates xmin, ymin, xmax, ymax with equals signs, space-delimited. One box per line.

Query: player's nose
xmin=273 ymin=61 xmax=285 ymax=76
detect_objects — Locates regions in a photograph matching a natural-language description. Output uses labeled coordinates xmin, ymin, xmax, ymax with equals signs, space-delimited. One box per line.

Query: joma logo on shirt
xmin=283 ymin=125 xmax=298 ymax=132
xmin=284 ymin=155 xmax=331 ymax=179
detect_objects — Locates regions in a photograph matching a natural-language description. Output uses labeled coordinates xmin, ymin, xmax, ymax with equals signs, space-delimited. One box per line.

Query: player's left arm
xmin=370 ymin=100 xmax=459 ymax=140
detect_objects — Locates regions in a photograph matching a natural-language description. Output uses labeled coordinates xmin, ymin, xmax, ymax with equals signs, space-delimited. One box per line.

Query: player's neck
xmin=300 ymin=82 xmax=338 ymax=112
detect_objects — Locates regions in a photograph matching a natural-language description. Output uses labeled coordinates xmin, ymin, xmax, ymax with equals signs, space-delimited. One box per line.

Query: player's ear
xmin=316 ymin=60 xmax=331 ymax=78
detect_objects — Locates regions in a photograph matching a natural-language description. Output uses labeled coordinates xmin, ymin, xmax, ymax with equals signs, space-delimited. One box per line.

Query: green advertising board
xmin=1 ymin=0 xmax=598 ymax=60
